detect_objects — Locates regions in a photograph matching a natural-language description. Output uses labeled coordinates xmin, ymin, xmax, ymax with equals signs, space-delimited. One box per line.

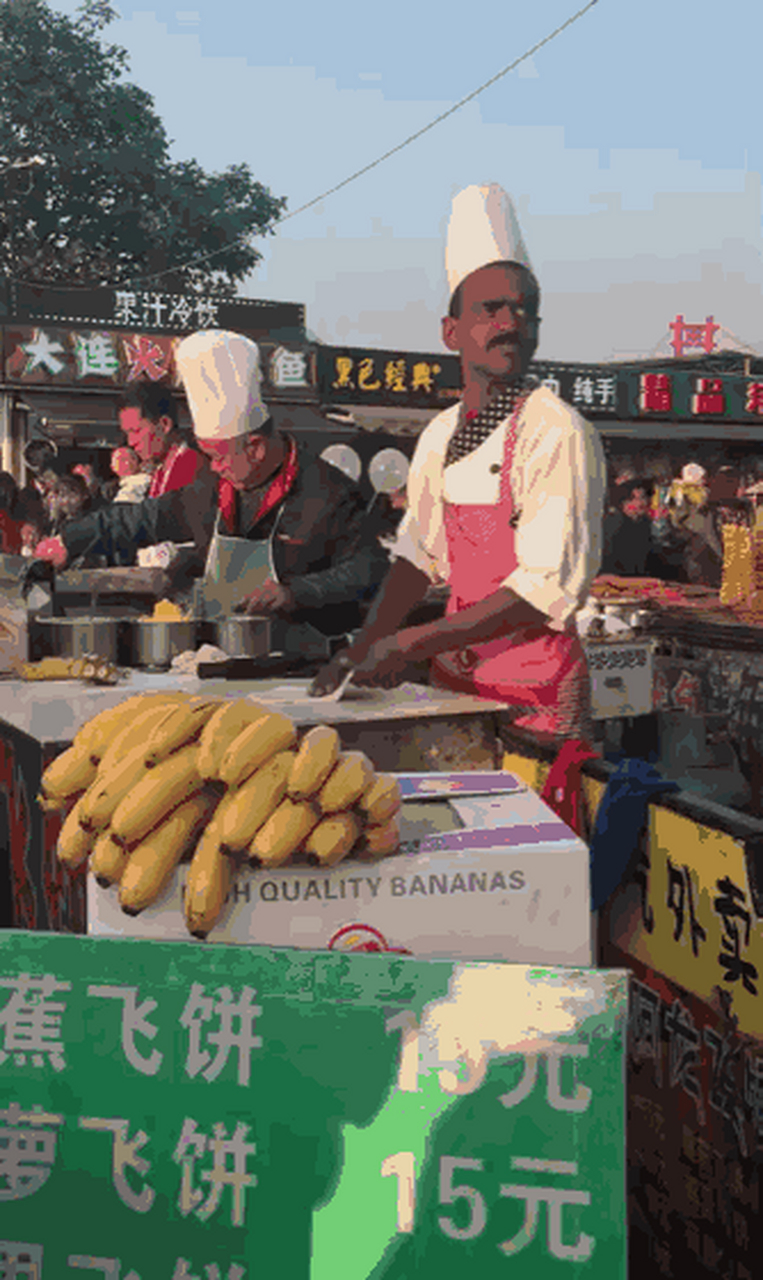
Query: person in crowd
xmin=43 ymin=473 xmax=91 ymax=538
xmin=110 ymin=446 xmax=152 ymax=503
xmin=311 ymin=183 xmax=606 ymax=736
xmin=601 ymin=478 xmax=655 ymax=577
xmin=71 ymin=462 xmax=105 ymax=507
xmin=15 ymin=438 xmax=59 ymax=537
xmin=31 ymin=332 xmax=389 ymax=638
xmin=0 ymin=472 xmax=22 ymax=554
xmin=118 ymin=380 xmax=209 ymax=498
xmin=671 ymin=464 xmax=744 ymax=587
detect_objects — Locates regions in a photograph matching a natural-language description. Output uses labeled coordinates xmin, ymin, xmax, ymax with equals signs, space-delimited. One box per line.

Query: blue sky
xmin=54 ymin=0 xmax=763 ymax=360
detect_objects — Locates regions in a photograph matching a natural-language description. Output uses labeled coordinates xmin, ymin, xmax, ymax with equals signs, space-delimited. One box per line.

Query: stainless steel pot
xmin=215 ymin=617 xmax=271 ymax=658
xmin=31 ymin=617 xmax=121 ymax=663
xmin=129 ymin=619 xmax=200 ymax=669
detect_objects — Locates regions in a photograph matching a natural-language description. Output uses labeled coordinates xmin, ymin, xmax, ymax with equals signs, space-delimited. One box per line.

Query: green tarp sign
xmin=0 ymin=932 xmax=627 ymax=1278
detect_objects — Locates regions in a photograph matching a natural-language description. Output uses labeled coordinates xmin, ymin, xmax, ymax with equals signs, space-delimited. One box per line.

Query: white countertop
xmin=0 ymin=673 xmax=507 ymax=745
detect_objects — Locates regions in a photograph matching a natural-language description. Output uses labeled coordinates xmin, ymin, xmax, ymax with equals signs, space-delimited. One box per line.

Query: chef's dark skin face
xmin=442 ymin=262 xmax=541 ymax=413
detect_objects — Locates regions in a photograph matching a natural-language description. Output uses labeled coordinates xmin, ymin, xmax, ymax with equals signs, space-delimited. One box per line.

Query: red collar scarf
xmin=218 ymin=436 xmax=299 ymax=534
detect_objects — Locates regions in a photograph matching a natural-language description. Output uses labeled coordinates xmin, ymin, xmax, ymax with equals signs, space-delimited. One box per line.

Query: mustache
xmin=487 ymin=334 xmax=521 ymax=351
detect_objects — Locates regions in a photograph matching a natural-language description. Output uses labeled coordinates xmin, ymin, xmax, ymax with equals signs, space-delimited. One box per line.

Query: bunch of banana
xmin=50 ymin=694 xmax=407 ymax=940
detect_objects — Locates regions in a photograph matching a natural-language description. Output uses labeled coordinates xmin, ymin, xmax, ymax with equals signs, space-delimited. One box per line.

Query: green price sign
xmin=0 ymin=933 xmax=627 ymax=1278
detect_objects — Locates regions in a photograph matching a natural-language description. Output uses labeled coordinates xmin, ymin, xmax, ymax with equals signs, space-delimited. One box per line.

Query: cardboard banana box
xmin=89 ymin=772 xmax=592 ymax=964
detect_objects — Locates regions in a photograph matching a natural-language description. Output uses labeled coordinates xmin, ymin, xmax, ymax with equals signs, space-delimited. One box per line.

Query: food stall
xmin=0 ymin=676 xmax=625 ymax=1275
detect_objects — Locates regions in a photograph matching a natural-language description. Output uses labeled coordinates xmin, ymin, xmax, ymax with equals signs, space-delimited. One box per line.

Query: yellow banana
xmin=249 ymin=798 xmax=319 ymax=867
xmin=144 ymin=698 xmax=224 ymax=767
xmin=219 ymin=750 xmax=295 ymax=853
xmin=74 ymin=693 xmax=190 ymax=764
xmin=219 ymin=713 xmax=297 ymax=789
xmin=357 ymin=774 xmax=402 ymax=825
xmin=89 ymin=831 xmax=130 ymax=887
xmin=39 ymin=744 xmax=99 ymax=809
xmin=287 ymin=725 xmax=341 ymax=800
xmin=119 ymin=792 xmax=216 ymax=915
xmin=196 ymin=699 xmax=270 ymax=780
xmin=78 ymin=745 xmax=153 ymax=833
xmin=318 ymin=752 xmax=375 ymax=814
xmin=184 ymin=815 xmax=233 ymax=938
xmin=56 ymin=796 xmax=95 ymax=869
xmin=357 ymin=815 xmax=401 ymax=859
xmin=110 ymin=744 xmax=203 ymax=847
xmin=98 ymin=700 xmax=187 ymax=774
xmin=304 ymin=812 xmax=361 ymax=867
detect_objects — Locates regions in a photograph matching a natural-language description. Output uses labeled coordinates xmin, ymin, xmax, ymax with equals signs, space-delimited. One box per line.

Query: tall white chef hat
xmin=445 ymin=183 xmax=533 ymax=296
xmin=175 ymin=329 xmax=270 ymax=440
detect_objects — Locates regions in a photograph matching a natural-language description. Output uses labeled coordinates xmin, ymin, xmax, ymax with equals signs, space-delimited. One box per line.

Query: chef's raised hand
xmin=234 ymin=579 xmax=295 ymax=616
xmin=33 ymin=536 xmax=69 ymax=569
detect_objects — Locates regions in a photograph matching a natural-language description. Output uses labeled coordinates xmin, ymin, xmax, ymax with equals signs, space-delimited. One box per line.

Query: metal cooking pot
xmin=31 ymin=617 xmax=121 ymax=663
xmin=129 ymin=619 xmax=200 ymax=669
xmin=215 ymin=616 xmax=271 ymax=658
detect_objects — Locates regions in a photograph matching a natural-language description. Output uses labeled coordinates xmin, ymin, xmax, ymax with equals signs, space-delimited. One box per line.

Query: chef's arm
xmin=342 ymin=584 xmax=548 ymax=691
xmin=56 ymin=484 xmax=216 ymax=567
xmin=392 ymin=584 xmax=546 ymax=662
xmin=308 ymin=557 xmax=432 ymax=694
xmin=338 ymin=557 xmax=433 ymax=658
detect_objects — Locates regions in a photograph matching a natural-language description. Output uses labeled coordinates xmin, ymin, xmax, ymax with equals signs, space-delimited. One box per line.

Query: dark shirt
xmin=601 ymin=511 xmax=653 ymax=577
xmin=58 ymin=445 xmax=389 ymax=635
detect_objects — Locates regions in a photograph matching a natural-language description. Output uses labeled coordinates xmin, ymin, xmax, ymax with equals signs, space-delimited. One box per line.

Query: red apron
xmin=431 ymin=402 xmax=589 ymax=736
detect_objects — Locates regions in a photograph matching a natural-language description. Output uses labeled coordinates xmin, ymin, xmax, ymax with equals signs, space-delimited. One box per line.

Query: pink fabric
xmin=431 ymin=401 xmax=588 ymax=735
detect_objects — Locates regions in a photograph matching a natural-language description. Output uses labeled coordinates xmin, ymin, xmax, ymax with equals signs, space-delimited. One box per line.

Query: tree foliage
xmin=0 ymin=0 xmax=286 ymax=294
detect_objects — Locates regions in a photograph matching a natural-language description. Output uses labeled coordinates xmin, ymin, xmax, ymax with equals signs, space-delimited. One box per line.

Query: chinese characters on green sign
xmin=0 ymin=933 xmax=626 ymax=1278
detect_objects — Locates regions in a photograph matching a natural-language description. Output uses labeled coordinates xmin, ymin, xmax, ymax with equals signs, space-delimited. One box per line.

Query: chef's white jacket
xmin=393 ymin=386 xmax=606 ymax=631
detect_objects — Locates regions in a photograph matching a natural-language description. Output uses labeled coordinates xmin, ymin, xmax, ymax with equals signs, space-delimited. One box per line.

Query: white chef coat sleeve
xmin=389 ymin=407 xmax=456 ymax=584
xmin=501 ymin=390 xmax=605 ymax=629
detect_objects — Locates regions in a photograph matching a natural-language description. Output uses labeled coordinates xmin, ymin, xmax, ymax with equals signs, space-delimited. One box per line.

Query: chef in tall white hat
xmin=312 ymin=184 xmax=607 ymax=738
xmin=173 ymin=329 xmax=388 ymax=630
xmin=33 ymin=330 xmax=388 ymax=639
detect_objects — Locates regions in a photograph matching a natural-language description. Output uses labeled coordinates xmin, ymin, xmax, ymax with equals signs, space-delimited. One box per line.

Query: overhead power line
xmin=19 ymin=0 xmax=601 ymax=293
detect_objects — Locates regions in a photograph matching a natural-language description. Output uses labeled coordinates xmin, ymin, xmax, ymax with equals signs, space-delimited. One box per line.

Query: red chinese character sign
xmin=745 ymin=383 xmax=763 ymax=416
xmin=640 ymin=373 xmax=673 ymax=414
xmin=122 ymin=334 xmax=174 ymax=382
xmin=669 ymin=315 xmax=719 ymax=358
xmin=691 ymin=377 xmax=726 ymax=416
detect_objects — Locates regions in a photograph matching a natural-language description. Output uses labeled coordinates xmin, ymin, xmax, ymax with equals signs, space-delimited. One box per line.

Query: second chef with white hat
xmin=311 ymin=184 xmax=607 ymax=735
xmin=33 ymin=331 xmax=387 ymax=643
